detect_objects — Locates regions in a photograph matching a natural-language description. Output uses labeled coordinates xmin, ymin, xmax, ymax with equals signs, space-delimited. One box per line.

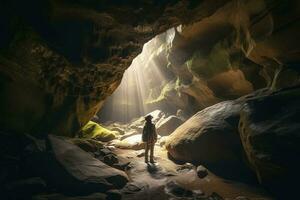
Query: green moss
xmin=146 ymin=80 xmax=175 ymax=104
xmin=79 ymin=121 xmax=117 ymax=142
xmin=186 ymin=42 xmax=231 ymax=78
xmin=175 ymin=77 xmax=182 ymax=91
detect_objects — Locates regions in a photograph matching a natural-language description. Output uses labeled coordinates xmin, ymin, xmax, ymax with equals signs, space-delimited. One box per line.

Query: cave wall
xmin=157 ymin=0 xmax=300 ymax=112
xmin=0 ymin=0 xmax=299 ymax=136
xmin=0 ymin=0 xmax=228 ymax=136
xmin=99 ymin=0 xmax=300 ymax=121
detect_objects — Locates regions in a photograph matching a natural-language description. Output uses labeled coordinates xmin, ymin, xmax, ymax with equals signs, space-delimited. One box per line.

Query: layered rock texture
xmin=0 ymin=0 xmax=228 ymax=136
xmin=166 ymin=86 xmax=300 ymax=196
xmin=99 ymin=0 xmax=300 ymax=122
xmin=239 ymin=86 xmax=300 ymax=195
xmin=1 ymin=0 xmax=299 ymax=136
xmin=165 ymin=100 xmax=252 ymax=180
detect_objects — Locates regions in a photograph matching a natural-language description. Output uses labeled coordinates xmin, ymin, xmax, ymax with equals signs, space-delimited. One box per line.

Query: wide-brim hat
xmin=145 ymin=115 xmax=153 ymax=121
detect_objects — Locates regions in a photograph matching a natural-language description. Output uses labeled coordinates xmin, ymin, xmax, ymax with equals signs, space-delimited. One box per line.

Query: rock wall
xmin=0 ymin=0 xmax=299 ymax=136
xmin=166 ymin=86 xmax=300 ymax=196
xmin=0 ymin=0 xmax=227 ymax=136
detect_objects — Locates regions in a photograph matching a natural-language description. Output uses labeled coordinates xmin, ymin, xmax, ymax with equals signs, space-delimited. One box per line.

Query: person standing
xmin=142 ymin=115 xmax=157 ymax=163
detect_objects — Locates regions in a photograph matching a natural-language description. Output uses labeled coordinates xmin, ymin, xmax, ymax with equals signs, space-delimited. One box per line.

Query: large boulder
xmin=239 ymin=86 xmax=300 ymax=196
xmin=79 ymin=121 xmax=118 ymax=142
xmin=165 ymin=101 xmax=253 ymax=180
xmin=47 ymin=135 xmax=129 ymax=194
xmin=156 ymin=115 xmax=184 ymax=136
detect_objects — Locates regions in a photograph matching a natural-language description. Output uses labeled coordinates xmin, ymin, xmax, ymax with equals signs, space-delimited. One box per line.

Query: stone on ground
xmin=196 ymin=165 xmax=208 ymax=178
xmin=47 ymin=135 xmax=129 ymax=194
xmin=70 ymin=138 xmax=104 ymax=152
xmin=156 ymin=115 xmax=183 ymax=136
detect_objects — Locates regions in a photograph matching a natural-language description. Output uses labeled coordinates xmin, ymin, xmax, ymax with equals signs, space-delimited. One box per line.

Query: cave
xmin=0 ymin=0 xmax=300 ymax=199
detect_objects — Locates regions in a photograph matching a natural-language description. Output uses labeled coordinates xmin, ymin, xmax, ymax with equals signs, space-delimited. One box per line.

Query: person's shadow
xmin=147 ymin=163 xmax=159 ymax=174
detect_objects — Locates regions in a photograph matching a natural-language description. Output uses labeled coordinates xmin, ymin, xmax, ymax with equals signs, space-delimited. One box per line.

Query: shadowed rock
xmin=239 ymin=86 xmax=300 ymax=197
xmin=156 ymin=115 xmax=183 ymax=136
xmin=47 ymin=135 xmax=129 ymax=194
xmin=165 ymin=101 xmax=252 ymax=180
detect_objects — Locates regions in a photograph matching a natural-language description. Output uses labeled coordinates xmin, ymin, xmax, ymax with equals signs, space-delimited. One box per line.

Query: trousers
xmin=145 ymin=142 xmax=155 ymax=162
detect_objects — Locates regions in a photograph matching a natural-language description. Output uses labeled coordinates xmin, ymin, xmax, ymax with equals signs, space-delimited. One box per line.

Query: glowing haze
xmin=98 ymin=28 xmax=177 ymax=123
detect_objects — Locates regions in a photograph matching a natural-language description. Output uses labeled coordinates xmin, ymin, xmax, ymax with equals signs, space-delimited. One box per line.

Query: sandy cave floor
xmin=109 ymin=144 xmax=273 ymax=200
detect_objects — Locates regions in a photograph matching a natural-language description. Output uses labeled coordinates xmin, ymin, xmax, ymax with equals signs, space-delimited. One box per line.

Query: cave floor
xmin=111 ymin=145 xmax=273 ymax=200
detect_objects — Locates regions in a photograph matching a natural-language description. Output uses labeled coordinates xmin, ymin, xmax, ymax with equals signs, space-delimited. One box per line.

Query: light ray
xmin=98 ymin=28 xmax=177 ymax=123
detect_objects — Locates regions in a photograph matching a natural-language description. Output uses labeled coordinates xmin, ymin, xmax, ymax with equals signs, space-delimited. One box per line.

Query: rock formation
xmin=239 ymin=86 xmax=300 ymax=196
xmin=166 ymin=86 xmax=300 ymax=196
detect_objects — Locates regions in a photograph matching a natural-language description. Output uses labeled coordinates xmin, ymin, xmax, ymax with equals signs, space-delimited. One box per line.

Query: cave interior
xmin=0 ymin=0 xmax=300 ymax=200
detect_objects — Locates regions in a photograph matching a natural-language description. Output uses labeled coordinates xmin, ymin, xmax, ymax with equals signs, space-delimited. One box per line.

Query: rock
xmin=239 ymin=86 xmax=300 ymax=197
xmin=158 ymin=136 xmax=168 ymax=147
xmin=79 ymin=121 xmax=118 ymax=142
xmin=114 ymin=135 xmax=145 ymax=150
xmin=156 ymin=115 xmax=183 ymax=136
xmin=99 ymin=148 xmax=113 ymax=156
xmin=103 ymin=154 xmax=119 ymax=166
xmin=4 ymin=177 xmax=47 ymax=199
xmin=112 ymin=156 xmax=131 ymax=171
xmin=196 ymin=165 xmax=208 ymax=178
xmin=164 ymin=181 xmax=193 ymax=198
xmin=106 ymin=189 xmax=122 ymax=200
xmin=166 ymin=101 xmax=252 ymax=180
xmin=136 ymin=150 xmax=145 ymax=157
xmin=176 ymin=163 xmax=195 ymax=173
xmin=70 ymin=138 xmax=104 ymax=152
xmin=47 ymin=135 xmax=129 ymax=194
xmin=114 ymin=141 xmax=145 ymax=151
xmin=145 ymin=110 xmax=165 ymax=124
xmin=122 ymin=182 xmax=146 ymax=194
xmin=32 ymin=193 xmax=107 ymax=200
xmin=209 ymin=192 xmax=224 ymax=200
xmin=120 ymin=130 xmax=139 ymax=140
xmin=94 ymin=148 xmax=130 ymax=171
xmin=128 ymin=110 xmax=165 ymax=131
xmin=91 ymin=115 xmax=101 ymax=123
xmin=110 ymin=127 xmax=125 ymax=135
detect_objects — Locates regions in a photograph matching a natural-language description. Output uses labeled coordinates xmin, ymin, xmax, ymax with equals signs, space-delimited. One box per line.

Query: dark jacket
xmin=142 ymin=121 xmax=157 ymax=143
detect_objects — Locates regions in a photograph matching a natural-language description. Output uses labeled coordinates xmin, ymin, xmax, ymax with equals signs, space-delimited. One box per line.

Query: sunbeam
xmin=98 ymin=28 xmax=178 ymax=123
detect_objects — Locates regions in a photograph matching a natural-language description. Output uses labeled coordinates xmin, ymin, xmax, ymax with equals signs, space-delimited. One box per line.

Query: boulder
xmin=113 ymin=134 xmax=145 ymax=150
xmin=128 ymin=110 xmax=165 ymax=130
xmin=156 ymin=115 xmax=183 ymax=136
xmin=70 ymin=138 xmax=104 ymax=152
xmin=165 ymin=101 xmax=253 ymax=180
xmin=113 ymin=140 xmax=145 ymax=151
xmin=4 ymin=177 xmax=47 ymax=199
xmin=165 ymin=181 xmax=193 ymax=198
xmin=47 ymin=135 xmax=129 ymax=194
xmin=106 ymin=189 xmax=122 ymax=200
xmin=158 ymin=136 xmax=168 ymax=147
xmin=79 ymin=121 xmax=118 ymax=142
xmin=239 ymin=86 xmax=300 ymax=196
xmin=196 ymin=165 xmax=208 ymax=179
xmin=120 ymin=130 xmax=140 ymax=140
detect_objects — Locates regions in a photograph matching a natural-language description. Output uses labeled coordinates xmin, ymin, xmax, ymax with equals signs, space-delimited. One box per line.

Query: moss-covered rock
xmin=79 ymin=121 xmax=118 ymax=142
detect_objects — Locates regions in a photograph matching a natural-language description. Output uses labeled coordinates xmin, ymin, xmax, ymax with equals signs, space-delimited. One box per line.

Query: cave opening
xmin=1 ymin=0 xmax=300 ymax=199
xmin=97 ymin=26 xmax=195 ymax=124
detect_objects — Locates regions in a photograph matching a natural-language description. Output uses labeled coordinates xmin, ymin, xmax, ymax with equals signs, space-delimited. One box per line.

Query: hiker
xmin=142 ymin=115 xmax=157 ymax=163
